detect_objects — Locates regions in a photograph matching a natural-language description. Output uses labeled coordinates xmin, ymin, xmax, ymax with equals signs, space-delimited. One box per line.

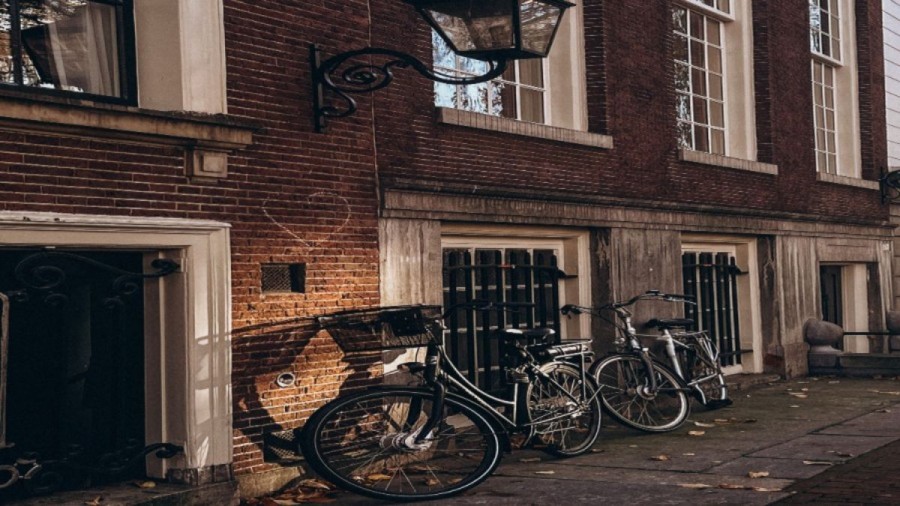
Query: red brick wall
xmin=371 ymin=0 xmax=889 ymax=222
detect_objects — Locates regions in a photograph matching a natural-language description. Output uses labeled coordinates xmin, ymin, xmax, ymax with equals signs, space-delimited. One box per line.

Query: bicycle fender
xmin=364 ymin=385 xmax=514 ymax=453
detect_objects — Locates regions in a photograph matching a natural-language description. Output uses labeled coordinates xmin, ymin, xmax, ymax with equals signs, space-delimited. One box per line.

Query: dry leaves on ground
xmin=519 ymin=457 xmax=542 ymax=463
xmin=748 ymin=471 xmax=770 ymax=479
xmin=133 ymin=481 xmax=156 ymax=489
xmin=649 ymin=454 xmax=670 ymax=461
xmin=693 ymin=421 xmax=716 ymax=428
xmin=802 ymin=460 xmax=833 ymax=466
xmin=84 ymin=497 xmax=103 ymax=506
xmin=534 ymin=470 xmax=556 ymax=475
xmin=678 ymin=483 xmax=713 ymax=489
xmin=688 ymin=431 xmax=706 ymax=436
xmin=243 ymin=478 xmax=339 ymax=505
xmin=870 ymin=390 xmax=900 ymax=396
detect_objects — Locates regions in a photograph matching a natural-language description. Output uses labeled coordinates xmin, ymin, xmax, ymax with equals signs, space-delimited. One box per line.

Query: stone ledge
xmin=816 ymin=172 xmax=881 ymax=190
xmin=0 ymin=94 xmax=259 ymax=180
xmin=678 ymin=149 xmax=779 ymax=175
xmin=437 ymin=107 xmax=613 ymax=149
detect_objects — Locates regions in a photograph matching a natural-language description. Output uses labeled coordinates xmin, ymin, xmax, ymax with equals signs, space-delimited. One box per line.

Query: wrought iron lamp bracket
xmin=881 ymin=169 xmax=900 ymax=205
xmin=310 ymin=44 xmax=508 ymax=133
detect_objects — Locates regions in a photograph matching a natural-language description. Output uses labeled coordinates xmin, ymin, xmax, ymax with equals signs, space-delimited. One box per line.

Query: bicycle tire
xmin=299 ymin=388 xmax=502 ymax=502
xmin=527 ymin=362 xmax=602 ymax=457
xmin=590 ymin=354 xmax=690 ymax=433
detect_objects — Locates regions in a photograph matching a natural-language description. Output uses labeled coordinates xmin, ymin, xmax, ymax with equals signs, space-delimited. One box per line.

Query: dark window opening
xmin=0 ymin=0 xmax=136 ymax=103
xmin=820 ymin=265 xmax=843 ymax=327
xmin=261 ymin=263 xmax=306 ymax=294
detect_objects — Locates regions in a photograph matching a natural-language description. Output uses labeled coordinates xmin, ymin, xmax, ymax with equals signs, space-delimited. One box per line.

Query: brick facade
xmin=0 ymin=0 xmax=891 ymax=492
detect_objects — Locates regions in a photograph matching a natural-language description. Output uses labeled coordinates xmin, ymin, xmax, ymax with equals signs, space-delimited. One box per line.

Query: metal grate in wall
xmin=261 ymin=263 xmax=306 ymax=294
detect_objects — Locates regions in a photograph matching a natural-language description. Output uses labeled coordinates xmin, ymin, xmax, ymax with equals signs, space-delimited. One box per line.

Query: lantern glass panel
xmin=519 ymin=0 xmax=563 ymax=55
xmin=425 ymin=1 xmax=516 ymax=53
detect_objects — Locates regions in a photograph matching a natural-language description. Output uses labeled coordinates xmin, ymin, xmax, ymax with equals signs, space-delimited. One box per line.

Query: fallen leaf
xmin=449 ymin=478 xmax=463 ymax=484
xmin=650 ymin=454 xmax=671 ymax=461
xmin=789 ymin=405 xmax=800 ymax=408
xmin=801 ymin=388 xmax=809 ymax=392
xmin=802 ymin=460 xmax=833 ymax=466
xmin=535 ymin=470 xmax=556 ymax=475
xmin=133 ymin=481 xmax=156 ymax=489
xmin=425 ymin=478 xmax=440 ymax=486
xmin=590 ymin=448 xmax=605 ymax=453
xmin=628 ymin=444 xmax=638 ymax=448
xmin=877 ymin=409 xmax=892 ymax=413
xmin=683 ymin=452 xmax=696 ymax=456
xmin=688 ymin=431 xmax=706 ymax=436
xmin=719 ymin=483 xmax=751 ymax=490
xmin=519 ymin=457 xmax=542 ymax=463
xmin=788 ymin=393 xmax=808 ymax=398
xmin=693 ymin=421 xmax=716 ymax=428
xmin=296 ymin=479 xmax=334 ymax=491
xmin=713 ymin=418 xmax=730 ymax=423
xmin=753 ymin=487 xmax=783 ymax=492
xmin=748 ymin=471 xmax=770 ymax=479
xmin=678 ymin=483 xmax=713 ymax=489
xmin=84 ymin=497 xmax=103 ymax=506
xmin=366 ymin=473 xmax=393 ymax=482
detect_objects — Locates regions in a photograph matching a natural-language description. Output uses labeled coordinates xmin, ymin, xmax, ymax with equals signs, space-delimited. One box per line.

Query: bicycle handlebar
xmin=441 ymin=300 xmax=535 ymax=320
xmin=561 ymin=290 xmax=695 ymax=317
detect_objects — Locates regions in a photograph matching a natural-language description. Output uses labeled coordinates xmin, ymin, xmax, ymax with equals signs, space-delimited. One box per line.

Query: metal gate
xmin=443 ymin=248 xmax=561 ymax=390
xmin=681 ymin=251 xmax=743 ymax=367
xmin=0 ymin=250 xmax=182 ymax=498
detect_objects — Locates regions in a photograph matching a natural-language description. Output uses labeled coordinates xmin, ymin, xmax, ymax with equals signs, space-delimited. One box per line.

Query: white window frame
xmin=810 ymin=0 xmax=861 ymax=178
xmin=682 ymin=235 xmax=763 ymax=375
xmin=674 ymin=0 xmax=756 ymax=160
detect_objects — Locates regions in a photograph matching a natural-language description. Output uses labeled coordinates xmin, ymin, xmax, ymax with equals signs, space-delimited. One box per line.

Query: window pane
xmin=0 ymin=4 xmax=13 ymax=85
xmin=689 ymin=11 xmax=703 ymax=39
xmin=694 ymin=125 xmax=709 ymax=152
xmin=675 ymin=62 xmax=690 ymax=92
xmin=677 ymin=121 xmax=692 ymax=149
xmin=675 ymin=34 xmax=688 ymax=62
xmin=710 ymin=101 xmax=724 ymax=127
xmin=708 ymin=46 xmax=721 ymax=73
xmin=690 ymin=40 xmax=705 ymax=67
xmin=692 ymin=96 xmax=707 ymax=123
xmin=691 ymin=67 xmax=706 ymax=95
xmin=673 ymin=7 xmax=687 ymax=34
xmin=706 ymin=18 xmax=720 ymax=46
xmin=518 ymin=58 xmax=543 ymax=88
xmin=708 ymin=73 xmax=722 ymax=100
xmin=19 ymin=0 xmax=123 ymax=97
xmin=520 ymin=88 xmax=544 ymax=123
xmin=711 ymin=129 xmax=725 ymax=155
xmin=496 ymin=81 xmax=516 ymax=118
xmin=676 ymin=93 xmax=691 ymax=121
xmin=434 ymin=81 xmax=457 ymax=108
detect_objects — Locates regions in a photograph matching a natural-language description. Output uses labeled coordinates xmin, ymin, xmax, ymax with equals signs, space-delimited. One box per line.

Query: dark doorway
xmin=0 ymin=250 xmax=146 ymax=466
xmin=820 ymin=265 xmax=843 ymax=328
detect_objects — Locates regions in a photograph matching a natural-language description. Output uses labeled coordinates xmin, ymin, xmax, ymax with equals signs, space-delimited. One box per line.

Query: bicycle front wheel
xmin=527 ymin=362 xmax=602 ymax=457
xmin=591 ymin=354 xmax=690 ymax=432
xmin=299 ymin=388 xmax=502 ymax=502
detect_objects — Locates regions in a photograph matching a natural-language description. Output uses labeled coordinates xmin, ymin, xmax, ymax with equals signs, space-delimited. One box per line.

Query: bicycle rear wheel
xmin=591 ymin=354 xmax=690 ymax=432
xmin=299 ymin=388 xmax=502 ymax=502
xmin=527 ymin=362 xmax=602 ymax=457
xmin=689 ymin=353 xmax=730 ymax=408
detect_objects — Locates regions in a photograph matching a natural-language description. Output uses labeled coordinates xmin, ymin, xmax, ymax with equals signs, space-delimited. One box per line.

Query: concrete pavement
xmin=329 ymin=376 xmax=900 ymax=505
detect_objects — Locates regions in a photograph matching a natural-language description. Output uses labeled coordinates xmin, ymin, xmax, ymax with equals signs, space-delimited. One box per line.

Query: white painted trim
xmin=0 ymin=211 xmax=232 ymax=478
xmin=840 ymin=263 xmax=870 ymax=353
xmin=674 ymin=0 xmax=736 ymax=22
xmin=682 ymin=236 xmax=763 ymax=375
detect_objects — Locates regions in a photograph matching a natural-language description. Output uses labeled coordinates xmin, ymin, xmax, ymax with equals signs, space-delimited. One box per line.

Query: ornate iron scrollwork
xmin=7 ymin=251 xmax=179 ymax=307
xmin=310 ymin=44 xmax=508 ymax=133
xmin=0 ymin=443 xmax=184 ymax=497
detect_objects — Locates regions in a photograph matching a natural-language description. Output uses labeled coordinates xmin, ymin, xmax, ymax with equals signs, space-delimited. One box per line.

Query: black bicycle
xmin=562 ymin=291 xmax=729 ymax=433
xmin=298 ymin=302 xmax=602 ymax=502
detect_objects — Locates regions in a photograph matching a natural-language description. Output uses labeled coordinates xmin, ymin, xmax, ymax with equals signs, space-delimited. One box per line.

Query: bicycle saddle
xmin=646 ymin=318 xmax=694 ymax=330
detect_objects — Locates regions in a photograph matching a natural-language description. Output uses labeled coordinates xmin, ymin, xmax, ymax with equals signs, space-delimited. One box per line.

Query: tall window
xmin=674 ymin=2 xmax=730 ymax=154
xmin=0 ymin=0 xmax=135 ymax=103
xmin=433 ymin=31 xmax=547 ymax=124
xmin=810 ymin=0 xmax=841 ymax=174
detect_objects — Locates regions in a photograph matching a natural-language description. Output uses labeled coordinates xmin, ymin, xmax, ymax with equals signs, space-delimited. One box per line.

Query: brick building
xmin=0 ymin=0 xmax=891 ymax=503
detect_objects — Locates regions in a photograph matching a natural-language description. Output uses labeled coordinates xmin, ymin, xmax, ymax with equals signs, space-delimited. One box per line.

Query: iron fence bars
xmin=0 ymin=249 xmax=181 ymax=498
xmin=681 ymin=251 xmax=742 ymax=367
xmin=443 ymin=248 xmax=562 ymax=391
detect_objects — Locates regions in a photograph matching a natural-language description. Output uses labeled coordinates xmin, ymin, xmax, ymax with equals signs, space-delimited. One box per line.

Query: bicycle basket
xmin=317 ymin=305 xmax=443 ymax=353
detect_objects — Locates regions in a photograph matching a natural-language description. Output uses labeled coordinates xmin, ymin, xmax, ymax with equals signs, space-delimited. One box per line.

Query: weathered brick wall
xmin=0 ymin=1 xmax=383 ymax=477
xmin=371 ymin=0 xmax=889 ymax=223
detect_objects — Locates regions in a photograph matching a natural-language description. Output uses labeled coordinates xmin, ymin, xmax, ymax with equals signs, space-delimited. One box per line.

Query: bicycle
xmin=561 ymin=291 xmax=730 ymax=433
xmin=298 ymin=302 xmax=602 ymax=502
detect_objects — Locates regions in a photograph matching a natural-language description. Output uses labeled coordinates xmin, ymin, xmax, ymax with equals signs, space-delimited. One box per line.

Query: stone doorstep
xmin=809 ymin=353 xmax=900 ymax=377
xmin=6 ymin=481 xmax=239 ymax=506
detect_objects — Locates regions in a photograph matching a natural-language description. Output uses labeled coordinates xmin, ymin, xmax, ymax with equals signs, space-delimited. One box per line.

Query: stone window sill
xmin=0 ymin=93 xmax=258 ymax=180
xmin=436 ymin=107 xmax=613 ymax=149
xmin=678 ymin=149 xmax=778 ymax=175
xmin=816 ymin=172 xmax=880 ymax=190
